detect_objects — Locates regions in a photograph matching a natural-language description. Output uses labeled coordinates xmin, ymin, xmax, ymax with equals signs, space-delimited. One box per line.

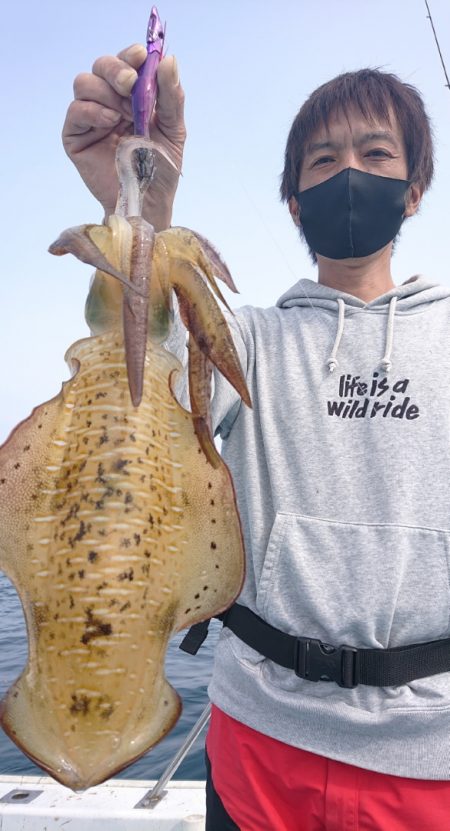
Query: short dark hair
xmin=280 ymin=68 xmax=434 ymax=204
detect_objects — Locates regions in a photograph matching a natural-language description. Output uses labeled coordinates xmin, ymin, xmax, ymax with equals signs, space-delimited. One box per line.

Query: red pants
xmin=206 ymin=705 xmax=450 ymax=831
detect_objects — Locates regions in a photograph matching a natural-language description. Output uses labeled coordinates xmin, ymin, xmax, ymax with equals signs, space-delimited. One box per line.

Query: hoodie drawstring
xmin=380 ymin=296 xmax=398 ymax=372
xmin=326 ymin=295 xmax=398 ymax=374
xmin=326 ymin=298 xmax=346 ymax=373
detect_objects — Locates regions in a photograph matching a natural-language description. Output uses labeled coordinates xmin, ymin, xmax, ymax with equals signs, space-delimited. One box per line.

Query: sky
xmin=1 ymin=0 xmax=449 ymax=442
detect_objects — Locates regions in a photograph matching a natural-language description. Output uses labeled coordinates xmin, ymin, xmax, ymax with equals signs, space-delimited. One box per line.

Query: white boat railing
xmin=0 ymin=775 xmax=207 ymax=829
xmin=137 ymin=703 xmax=211 ymax=809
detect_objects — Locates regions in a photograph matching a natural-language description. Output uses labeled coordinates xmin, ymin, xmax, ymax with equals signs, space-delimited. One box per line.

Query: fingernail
xmin=126 ymin=43 xmax=147 ymax=61
xmin=117 ymin=68 xmax=137 ymax=91
xmin=101 ymin=108 xmax=121 ymax=123
xmin=172 ymin=56 xmax=179 ymax=85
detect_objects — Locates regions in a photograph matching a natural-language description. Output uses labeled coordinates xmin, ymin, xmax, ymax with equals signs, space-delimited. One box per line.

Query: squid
xmin=0 ymin=8 xmax=250 ymax=789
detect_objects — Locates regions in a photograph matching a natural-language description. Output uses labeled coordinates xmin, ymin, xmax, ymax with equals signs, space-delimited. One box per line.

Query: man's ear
xmin=288 ymin=196 xmax=301 ymax=227
xmin=404 ymin=183 xmax=422 ymax=218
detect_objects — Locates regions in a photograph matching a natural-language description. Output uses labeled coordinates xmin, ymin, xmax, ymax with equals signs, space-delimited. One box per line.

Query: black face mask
xmin=295 ymin=167 xmax=411 ymax=260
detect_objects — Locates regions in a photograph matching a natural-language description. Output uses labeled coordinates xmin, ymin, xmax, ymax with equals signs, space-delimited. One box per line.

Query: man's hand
xmin=62 ymin=44 xmax=186 ymax=230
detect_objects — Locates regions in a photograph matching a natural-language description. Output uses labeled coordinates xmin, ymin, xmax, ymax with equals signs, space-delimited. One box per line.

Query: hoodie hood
xmin=276 ymin=276 xmax=450 ymax=374
xmin=276 ymin=275 xmax=450 ymax=313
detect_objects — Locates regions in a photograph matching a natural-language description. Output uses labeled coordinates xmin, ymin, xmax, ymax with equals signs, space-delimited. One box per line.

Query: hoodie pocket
xmin=256 ymin=513 xmax=450 ymax=652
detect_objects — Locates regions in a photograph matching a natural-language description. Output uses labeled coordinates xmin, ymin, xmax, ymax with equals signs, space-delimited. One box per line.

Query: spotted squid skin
xmin=0 ymin=330 xmax=244 ymax=790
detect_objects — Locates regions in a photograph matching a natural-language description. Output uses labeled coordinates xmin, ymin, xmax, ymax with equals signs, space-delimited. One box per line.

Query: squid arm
xmin=48 ymin=224 xmax=146 ymax=298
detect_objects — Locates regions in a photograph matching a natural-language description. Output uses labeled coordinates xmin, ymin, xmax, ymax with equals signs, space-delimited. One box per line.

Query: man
xmin=63 ymin=45 xmax=450 ymax=830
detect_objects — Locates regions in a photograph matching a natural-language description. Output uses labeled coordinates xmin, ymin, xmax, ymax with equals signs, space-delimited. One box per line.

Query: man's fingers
xmin=73 ymin=73 xmax=132 ymax=120
xmin=62 ymin=100 xmax=126 ymax=150
xmin=117 ymin=43 xmax=148 ymax=69
xmin=63 ymin=46 xmax=185 ymax=173
xmin=155 ymin=56 xmax=186 ymax=135
xmin=92 ymin=54 xmax=140 ymax=97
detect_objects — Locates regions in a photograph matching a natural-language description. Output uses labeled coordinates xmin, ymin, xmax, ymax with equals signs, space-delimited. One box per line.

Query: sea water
xmin=0 ymin=571 xmax=219 ymax=780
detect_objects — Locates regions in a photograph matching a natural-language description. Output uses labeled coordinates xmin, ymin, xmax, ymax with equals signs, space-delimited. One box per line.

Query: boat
xmin=0 ymin=774 xmax=206 ymax=829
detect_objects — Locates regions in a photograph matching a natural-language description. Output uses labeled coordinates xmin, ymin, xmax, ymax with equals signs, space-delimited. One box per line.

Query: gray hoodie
xmin=173 ymin=275 xmax=450 ymax=779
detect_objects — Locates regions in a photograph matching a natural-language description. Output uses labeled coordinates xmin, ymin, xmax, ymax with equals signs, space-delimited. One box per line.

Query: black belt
xmin=180 ymin=603 xmax=450 ymax=689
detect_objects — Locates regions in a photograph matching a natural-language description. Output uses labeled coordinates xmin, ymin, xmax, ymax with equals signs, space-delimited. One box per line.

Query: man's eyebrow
xmin=357 ymin=130 xmax=400 ymax=147
xmin=305 ymin=131 xmax=400 ymax=155
xmin=305 ymin=140 xmax=338 ymax=154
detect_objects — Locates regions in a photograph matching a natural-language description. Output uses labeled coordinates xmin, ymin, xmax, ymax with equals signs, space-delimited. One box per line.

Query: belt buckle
xmin=294 ymin=637 xmax=359 ymax=688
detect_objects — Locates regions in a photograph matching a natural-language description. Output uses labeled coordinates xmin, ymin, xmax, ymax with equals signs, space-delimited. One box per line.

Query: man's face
xmin=298 ymin=105 xmax=409 ymax=191
xmin=289 ymin=105 xmax=421 ymax=231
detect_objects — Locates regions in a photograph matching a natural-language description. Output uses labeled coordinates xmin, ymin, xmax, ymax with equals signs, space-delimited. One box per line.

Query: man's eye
xmin=312 ymin=156 xmax=334 ymax=166
xmin=367 ymin=149 xmax=391 ymax=157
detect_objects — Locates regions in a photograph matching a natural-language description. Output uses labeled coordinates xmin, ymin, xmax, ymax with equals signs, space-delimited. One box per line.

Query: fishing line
xmin=424 ymin=0 xmax=450 ymax=91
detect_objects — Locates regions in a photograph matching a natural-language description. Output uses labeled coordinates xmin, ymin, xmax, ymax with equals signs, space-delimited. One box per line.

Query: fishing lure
xmin=132 ymin=5 xmax=166 ymax=136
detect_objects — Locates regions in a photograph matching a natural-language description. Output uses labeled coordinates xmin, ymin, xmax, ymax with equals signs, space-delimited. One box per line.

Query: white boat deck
xmin=0 ymin=775 xmax=206 ymax=830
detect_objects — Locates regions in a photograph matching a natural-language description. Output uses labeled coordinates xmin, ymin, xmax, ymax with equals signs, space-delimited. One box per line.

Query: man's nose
xmin=337 ymin=150 xmax=364 ymax=172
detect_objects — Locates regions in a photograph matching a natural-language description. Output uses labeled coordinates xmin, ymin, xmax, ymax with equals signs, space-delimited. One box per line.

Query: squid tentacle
xmin=173 ymin=227 xmax=239 ymax=293
xmin=159 ymin=228 xmax=233 ymax=313
xmin=170 ymin=258 xmax=251 ymax=409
